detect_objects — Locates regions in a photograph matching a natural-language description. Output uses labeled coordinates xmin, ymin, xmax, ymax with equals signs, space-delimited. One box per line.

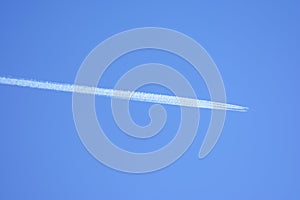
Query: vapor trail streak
xmin=0 ymin=77 xmax=248 ymax=112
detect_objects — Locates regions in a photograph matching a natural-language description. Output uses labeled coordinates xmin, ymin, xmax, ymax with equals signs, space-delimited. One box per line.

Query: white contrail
xmin=0 ymin=76 xmax=248 ymax=112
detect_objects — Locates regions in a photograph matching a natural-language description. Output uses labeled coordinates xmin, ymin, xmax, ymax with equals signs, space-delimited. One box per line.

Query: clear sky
xmin=0 ymin=1 xmax=299 ymax=199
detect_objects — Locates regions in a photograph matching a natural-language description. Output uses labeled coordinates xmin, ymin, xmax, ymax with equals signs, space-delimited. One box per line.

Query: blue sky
xmin=0 ymin=1 xmax=299 ymax=199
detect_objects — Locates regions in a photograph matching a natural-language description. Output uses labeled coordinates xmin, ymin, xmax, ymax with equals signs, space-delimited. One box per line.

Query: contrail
xmin=0 ymin=76 xmax=248 ymax=112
